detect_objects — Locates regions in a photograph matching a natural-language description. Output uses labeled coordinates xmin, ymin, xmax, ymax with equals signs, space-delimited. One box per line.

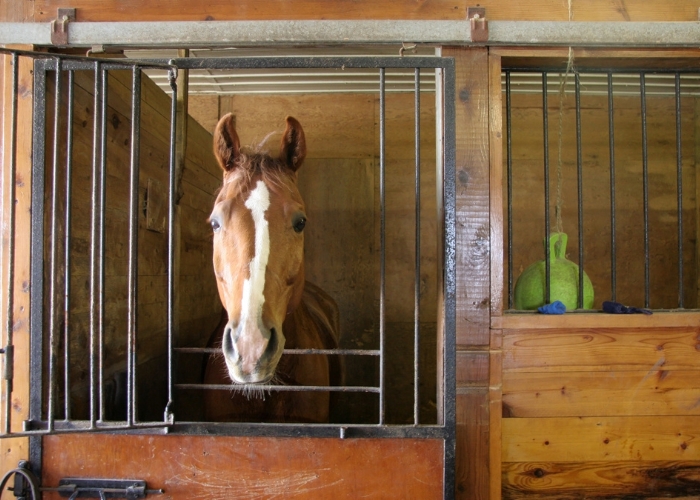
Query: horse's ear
xmin=280 ymin=116 xmax=306 ymax=172
xmin=213 ymin=113 xmax=240 ymax=173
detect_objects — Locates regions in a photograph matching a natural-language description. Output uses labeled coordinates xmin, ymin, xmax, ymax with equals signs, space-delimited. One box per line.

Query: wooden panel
xmin=219 ymin=94 xmax=375 ymax=160
xmin=457 ymin=390 xmax=490 ymax=499
xmin=457 ymin=350 xmax=489 ymax=385
xmin=503 ymin=416 xmax=700 ymax=462
xmin=0 ymin=49 xmax=34 ymax=477
xmin=444 ymin=47 xmax=491 ymax=347
xmin=504 ymin=370 xmax=700 ymax=418
xmin=503 ymin=460 xmax=700 ymax=499
xmin=503 ymin=327 xmax=700 ymax=373
xmin=42 ymin=435 xmax=444 ymax=499
xmin=28 ymin=0 xmax=700 ymax=22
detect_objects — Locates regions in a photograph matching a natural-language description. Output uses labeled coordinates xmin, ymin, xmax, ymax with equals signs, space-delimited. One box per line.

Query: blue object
xmin=602 ymin=301 xmax=652 ymax=315
xmin=537 ymin=300 xmax=566 ymax=315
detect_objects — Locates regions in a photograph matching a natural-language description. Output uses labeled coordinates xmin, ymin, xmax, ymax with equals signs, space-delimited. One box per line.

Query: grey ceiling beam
xmin=1 ymin=20 xmax=700 ymax=48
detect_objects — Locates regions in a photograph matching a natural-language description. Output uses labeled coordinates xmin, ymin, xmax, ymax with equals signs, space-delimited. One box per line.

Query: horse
xmin=203 ymin=113 xmax=341 ymax=423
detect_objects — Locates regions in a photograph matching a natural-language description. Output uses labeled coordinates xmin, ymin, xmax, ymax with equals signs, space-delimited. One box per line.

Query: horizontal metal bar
xmin=4 ymin=20 xmax=700 ymax=48
xmin=176 ymin=383 xmax=380 ymax=393
xmin=174 ymin=347 xmax=380 ymax=356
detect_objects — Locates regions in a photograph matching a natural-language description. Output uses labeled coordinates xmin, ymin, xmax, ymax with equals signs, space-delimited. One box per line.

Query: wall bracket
xmin=51 ymin=8 xmax=76 ymax=46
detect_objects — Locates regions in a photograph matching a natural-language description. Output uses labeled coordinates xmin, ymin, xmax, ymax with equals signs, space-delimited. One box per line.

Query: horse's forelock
xmin=218 ymin=151 xmax=295 ymax=204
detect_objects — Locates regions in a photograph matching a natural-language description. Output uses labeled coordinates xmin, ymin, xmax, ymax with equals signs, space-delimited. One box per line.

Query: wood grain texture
xmin=503 ymin=370 xmax=700 ymax=418
xmin=42 ymin=434 xmax=444 ymax=499
xmin=457 ymin=389 xmax=490 ymax=499
xmin=493 ymin=311 xmax=700 ymax=329
xmin=27 ymin=0 xmax=700 ymax=22
xmin=503 ymin=460 xmax=700 ymax=499
xmin=489 ymin=53 xmax=504 ymax=318
xmin=503 ymin=416 xmax=700 ymax=462
xmin=0 ymin=49 xmax=34 ymax=477
xmin=503 ymin=326 xmax=700 ymax=373
xmin=444 ymin=47 xmax=491 ymax=348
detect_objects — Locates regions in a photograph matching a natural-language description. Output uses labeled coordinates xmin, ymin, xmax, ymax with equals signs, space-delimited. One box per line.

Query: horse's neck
xmin=283 ymin=281 xmax=339 ymax=351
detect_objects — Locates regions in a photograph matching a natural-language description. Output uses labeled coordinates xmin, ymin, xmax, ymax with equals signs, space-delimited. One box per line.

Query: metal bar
xmin=640 ymin=73 xmax=650 ymax=308
xmin=6 ymin=20 xmax=700 ymax=47
xmin=98 ymin=68 xmax=108 ymax=423
xmin=575 ymin=72 xmax=584 ymax=309
xmin=440 ymin=58 xmax=458 ymax=500
xmin=675 ymin=72 xmax=684 ymax=308
xmin=127 ymin=67 xmax=142 ymax=425
xmin=177 ymin=384 xmax=380 ymax=393
xmin=506 ymin=71 xmax=513 ymax=309
xmin=542 ymin=72 xmax=551 ymax=304
xmin=88 ymin=61 xmax=103 ymax=428
xmin=29 ymin=59 xmax=48 ymax=473
xmin=378 ymin=67 xmax=386 ymax=425
xmin=47 ymin=57 xmax=63 ymax=432
xmin=3 ymin=51 xmax=19 ymax=434
xmin=174 ymin=347 xmax=380 ymax=355
xmin=413 ymin=67 xmax=421 ymax=426
xmin=63 ymin=69 xmax=75 ymax=421
xmin=607 ymin=72 xmax=617 ymax=303
xmin=166 ymin=68 xmax=178 ymax=424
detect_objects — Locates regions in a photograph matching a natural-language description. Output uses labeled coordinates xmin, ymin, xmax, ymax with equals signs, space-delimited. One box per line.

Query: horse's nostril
xmin=222 ymin=326 xmax=237 ymax=359
xmin=267 ymin=328 xmax=278 ymax=356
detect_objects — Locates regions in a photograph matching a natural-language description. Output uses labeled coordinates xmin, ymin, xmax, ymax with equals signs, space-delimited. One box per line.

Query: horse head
xmin=210 ymin=113 xmax=307 ymax=384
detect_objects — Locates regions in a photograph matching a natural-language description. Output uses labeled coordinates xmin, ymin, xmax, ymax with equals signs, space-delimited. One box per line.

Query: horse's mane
xmin=216 ymin=144 xmax=297 ymax=202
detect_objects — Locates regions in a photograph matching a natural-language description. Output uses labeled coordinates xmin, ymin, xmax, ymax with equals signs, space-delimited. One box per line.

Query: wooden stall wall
xmin=493 ymin=49 xmax=700 ymax=499
xmin=43 ymin=68 xmax=221 ymax=421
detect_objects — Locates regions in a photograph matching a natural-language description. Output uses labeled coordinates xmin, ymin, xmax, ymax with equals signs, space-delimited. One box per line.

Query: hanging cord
xmin=554 ymin=47 xmax=575 ymax=236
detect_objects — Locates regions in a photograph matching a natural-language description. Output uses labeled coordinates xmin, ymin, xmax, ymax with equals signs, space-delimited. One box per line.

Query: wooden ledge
xmin=491 ymin=310 xmax=700 ymax=330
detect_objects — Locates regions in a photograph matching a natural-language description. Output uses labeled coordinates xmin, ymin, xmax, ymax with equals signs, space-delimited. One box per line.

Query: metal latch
xmin=51 ymin=478 xmax=164 ymax=499
xmin=51 ymin=8 xmax=76 ymax=46
xmin=467 ymin=7 xmax=488 ymax=43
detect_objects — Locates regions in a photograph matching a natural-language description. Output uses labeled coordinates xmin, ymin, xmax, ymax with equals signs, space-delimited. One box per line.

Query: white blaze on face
xmin=240 ymin=180 xmax=271 ymax=336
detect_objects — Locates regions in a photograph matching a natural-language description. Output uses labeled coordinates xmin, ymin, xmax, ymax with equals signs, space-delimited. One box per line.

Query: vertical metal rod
xmin=506 ymin=71 xmax=514 ymax=310
xmin=675 ymin=73 xmax=684 ymax=308
xmin=165 ymin=67 xmax=178 ymax=423
xmin=542 ymin=72 xmax=551 ymax=304
xmin=98 ymin=68 xmax=108 ymax=422
xmin=63 ymin=70 xmax=74 ymax=421
xmin=379 ymin=67 xmax=386 ymax=425
xmin=640 ymin=73 xmax=650 ymax=308
xmin=127 ymin=67 xmax=142 ymax=426
xmin=413 ymin=67 xmax=421 ymax=426
xmin=88 ymin=61 xmax=103 ymax=428
xmin=47 ymin=57 xmax=63 ymax=431
xmin=607 ymin=72 xmax=617 ymax=303
xmin=575 ymin=73 xmax=584 ymax=309
xmin=3 ymin=52 xmax=19 ymax=434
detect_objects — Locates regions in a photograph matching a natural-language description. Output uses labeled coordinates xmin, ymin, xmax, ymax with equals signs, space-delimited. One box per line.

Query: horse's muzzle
xmin=222 ymin=322 xmax=283 ymax=384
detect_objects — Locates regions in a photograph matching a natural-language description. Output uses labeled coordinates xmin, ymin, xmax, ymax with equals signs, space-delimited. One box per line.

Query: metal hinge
xmin=51 ymin=8 xmax=76 ymax=46
xmin=467 ymin=6 xmax=488 ymax=43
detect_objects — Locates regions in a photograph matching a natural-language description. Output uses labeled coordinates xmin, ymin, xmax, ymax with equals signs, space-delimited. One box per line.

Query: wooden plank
xmin=503 ymin=327 xmax=700 ymax=373
xmin=219 ymin=94 xmax=375 ymax=160
xmin=30 ymin=0 xmax=700 ymax=22
xmin=457 ymin=390 xmax=490 ymax=499
xmin=0 ymin=48 xmax=33 ymax=477
xmin=444 ymin=47 xmax=491 ymax=347
xmin=503 ymin=415 xmax=700 ymax=462
xmin=490 ymin=52 xmax=504 ymax=318
xmin=42 ymin=435 xmax=444 ymax=499
xmin=503 ymin=460 xmax=700 ymax=499
xmin=503 ymin=370 xmax=700 ymax=418
xmin=494 ymin=311 xmax=700 ymax=329
xmin=0 ymin=0 xmax=33 ymax=21
xmin=457 ymin=351 xmax=489 ymax=386
xmin=489 ymin=349 xmax=503 ymax=500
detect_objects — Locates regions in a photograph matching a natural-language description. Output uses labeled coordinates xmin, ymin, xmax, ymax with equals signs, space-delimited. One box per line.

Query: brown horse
xmin=203 ymin=113 xmax=341 ymax=423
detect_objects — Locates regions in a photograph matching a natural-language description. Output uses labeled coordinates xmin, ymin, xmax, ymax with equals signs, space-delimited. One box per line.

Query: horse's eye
xmin=211 ymin=219 xmax=221 ymax=233
xmin=293 ymin=216 xmax=307 ymax=233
